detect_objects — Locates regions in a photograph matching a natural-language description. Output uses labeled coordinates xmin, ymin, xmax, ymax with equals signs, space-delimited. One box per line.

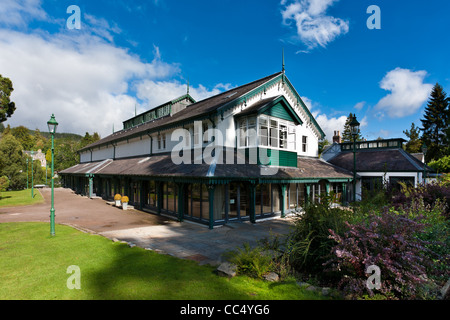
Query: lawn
xmin=0 ymin=222 xmax=326 ymax=300
xmin=0 ymin=189 xmax=45 ymax=207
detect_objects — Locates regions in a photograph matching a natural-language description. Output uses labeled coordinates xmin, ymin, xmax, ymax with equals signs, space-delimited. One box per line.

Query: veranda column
xmin=280 ymin=184 xmax=287 ymax=218
xmin=208 ymin=184 xmax=215 ymax=229
xmin=177 ymin=183 xmax=184 ymax=222
xmin=249 ymin=183 xmax=256 ymax=224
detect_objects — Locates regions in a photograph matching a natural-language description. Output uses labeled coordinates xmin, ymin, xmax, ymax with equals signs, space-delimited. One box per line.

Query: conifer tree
xmin=420 ymin=83 xmax=449 ymax=162
xmin=403 ymin=123 xmax=422 ymax=153
xmin=342 ymin=113 xmax=363 ymax=142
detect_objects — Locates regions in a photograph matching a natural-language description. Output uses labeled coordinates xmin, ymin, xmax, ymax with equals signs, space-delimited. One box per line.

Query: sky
xmin=1 ymin=0 xmax=449 ymax=142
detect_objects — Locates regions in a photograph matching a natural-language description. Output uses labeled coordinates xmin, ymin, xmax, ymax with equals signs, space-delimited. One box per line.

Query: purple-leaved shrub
xmin=324 ymin=210 xmax=444 ymax=299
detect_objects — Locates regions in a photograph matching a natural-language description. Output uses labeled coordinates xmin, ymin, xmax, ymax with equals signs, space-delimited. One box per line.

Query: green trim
xmin=235 ymin=95 xmax=303 ymax=125
xmin=219 ymin=74 xmax=325 ymax=139
xmin=282 ymin=76 xmax=325 ymax=139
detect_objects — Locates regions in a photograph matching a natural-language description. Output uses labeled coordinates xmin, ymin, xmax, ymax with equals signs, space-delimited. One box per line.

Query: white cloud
xmin=281 ymin=0 xmax=349 ymax=51
xmin=301 ymin=95 xmax=347 ymax=141
xmin=374 ymin=67 xmax=433 ymax=119
xmin=0 ymin=28 xmax=180 ymax=137
xmin=315 ymin=113 xmax=348 ymax=142
xmin=0 ymin=2 xmax=230 ymax=138
xmin=354 ymin=101 xmax=365 ymax=111
xmin=0 ymin=0 xmax=48 ymax=27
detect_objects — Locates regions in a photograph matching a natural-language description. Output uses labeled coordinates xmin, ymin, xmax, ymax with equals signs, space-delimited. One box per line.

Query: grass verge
xmin=0 ymin=189 xmax=45 ymax=207
xmin=0 ymin=222 xmax=327 ymax=300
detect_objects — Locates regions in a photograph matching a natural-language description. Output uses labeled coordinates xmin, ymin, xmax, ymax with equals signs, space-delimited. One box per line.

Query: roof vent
xmin=224 ymin=92 xmax=237 ymax=99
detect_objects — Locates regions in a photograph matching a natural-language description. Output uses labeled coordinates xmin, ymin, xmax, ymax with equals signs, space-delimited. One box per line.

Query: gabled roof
xmin=234 ymin=95 xmax=303 ymax=125
xmin=79 ymin=71 xmax=324 ymax=152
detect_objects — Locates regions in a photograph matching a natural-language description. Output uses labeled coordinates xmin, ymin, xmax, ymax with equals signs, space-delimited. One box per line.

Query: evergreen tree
xmin=0 ymin=74 xmax=16 ymax=123
xmin=403 ymin=122 xmax=422 ymax=153
xmin=420 ymin=83 xmax=449 ymax=162
xmin=342 ymin=113 xmax=363 ymax=142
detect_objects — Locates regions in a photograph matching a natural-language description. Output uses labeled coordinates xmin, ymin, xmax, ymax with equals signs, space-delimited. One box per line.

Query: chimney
xmin=333 ymin=130 xmax=342 ymax=144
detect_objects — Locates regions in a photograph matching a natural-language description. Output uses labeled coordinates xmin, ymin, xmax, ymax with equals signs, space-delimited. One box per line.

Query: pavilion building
xmin=60 ymin=70 xmax=354 ymax=228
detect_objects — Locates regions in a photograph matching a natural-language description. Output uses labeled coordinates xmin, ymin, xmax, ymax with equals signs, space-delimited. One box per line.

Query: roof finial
xmin=282 ymin=48 xmax=285 ymax=73
xmin=187 ymin=77 xmax=190 ymax=95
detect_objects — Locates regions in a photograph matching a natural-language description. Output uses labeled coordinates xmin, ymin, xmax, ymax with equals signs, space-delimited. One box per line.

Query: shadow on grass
xmin=84 ymin=243 xmax=251 ymax=300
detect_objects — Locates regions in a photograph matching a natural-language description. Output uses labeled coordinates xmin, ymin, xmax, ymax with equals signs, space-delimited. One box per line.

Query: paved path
xmin=0 ymin=188 xmax=294 ymax=265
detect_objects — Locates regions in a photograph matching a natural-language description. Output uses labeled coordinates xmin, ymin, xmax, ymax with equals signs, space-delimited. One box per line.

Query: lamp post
xmin=26 ymin=157 xmax=29 ymax=189
xmin=350 ymin=116 xmax=360 ymax=202
xmin=47 ymin=114 xmax=58 ymax=236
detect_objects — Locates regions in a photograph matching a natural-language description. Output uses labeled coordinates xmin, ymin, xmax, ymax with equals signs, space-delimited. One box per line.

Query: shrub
xmin=429 ymin=155 xmax=450 ymax=173
xmin=121 ymin=196 xmax=129 ymax=203
xmin=114 ymin=194 xmax=121 ymax=201
xmin=0 ymin=175 xmax=10 ymax=192
xmin=325 ymin=210 xmax=445 ymax=299
xmin=224 ymin=243 xmax=274 ymax=279
xmin=391 ymin=182 xmax=450 ymax=220
xmin=286 ymin=196 xmax=354 ymax=278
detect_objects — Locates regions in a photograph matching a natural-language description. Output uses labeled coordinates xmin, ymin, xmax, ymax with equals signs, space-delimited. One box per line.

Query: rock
xmin=263 ymin=272 xmax=279 ymax=282
xmin=306 ymin=285 xmax=317 ymax=291
xmin=216 ymin=262 xmax=237 ymax=278
xmin=296 ymin=281 xmax=311 ymax=288
xmin=321 ymin=287 xmax=331 ymax=296
xmin=440 ymin=278 xmax=450 ymax=300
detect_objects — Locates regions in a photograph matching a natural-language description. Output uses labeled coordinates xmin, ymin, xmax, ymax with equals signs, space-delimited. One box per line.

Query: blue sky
xmin=1 ymin=0 xmax=449 ymax=141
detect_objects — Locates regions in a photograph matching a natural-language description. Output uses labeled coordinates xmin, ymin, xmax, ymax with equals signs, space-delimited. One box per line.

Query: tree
xmin=11 ymin=126 xmax=35 ymax=150
xmin=0 ymin=134 xmax=26 ymax=189
xmin=420 ymin=83 xmax=449 ymax=162
xmin=403 ymin=122 xmax=422 ymax=153
xmin=318 ymin=139 xmax=331 ymax=156
xmin=79 ymin=132 xmax=100 ymax=149
xmin=0 ymin=74 xmax=16 ymax=122
xmin=342 ymin=113 xmax=363 ymax=142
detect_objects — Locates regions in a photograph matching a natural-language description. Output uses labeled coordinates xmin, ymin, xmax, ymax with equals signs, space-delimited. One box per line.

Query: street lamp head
xmin=350 ymin=116 xmax=360 ymax=137
xmin=47 ymin=114 xmax=58 ymax=134
xmin=421 ymin=143 xmax=428 ymax=154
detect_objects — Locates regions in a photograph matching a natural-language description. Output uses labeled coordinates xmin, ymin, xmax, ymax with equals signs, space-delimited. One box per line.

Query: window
xmin=270 ymin=119 xmax=278 ymax=148
xmin=302 ymin=136 xmax=308 ymax=153
xmin=248 ymin=117 xmax=256 ymax=146
xmin=279 ymin=122 xmax=288 ymax=149
xmin=158 ymin=134 xmax=166 ymax=150
xmin=238 ymin=117 xmax=257 ymax=147
xmin=203 ymin=122 xmax=209 ymax=143
xmin=239 ymin=119 xmax=247 ymax=147
xmin=193 ymin=123 xmax=200 ymax=145
xmin=259 ymin=116 xmax=268 ymax=146
xmin=288 ymin=125 xmax=296 ymax=150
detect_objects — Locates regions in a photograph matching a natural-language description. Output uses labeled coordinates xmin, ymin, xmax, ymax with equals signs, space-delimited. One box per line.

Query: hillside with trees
xmin=0 ymin=123 xmax=100 ymax=190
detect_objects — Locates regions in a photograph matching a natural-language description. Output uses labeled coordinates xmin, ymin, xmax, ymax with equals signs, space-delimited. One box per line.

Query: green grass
xmin=0 ymin=222 xmax=327 ymax=300
xmin=0 ymin=189 xmax=45 ymax=207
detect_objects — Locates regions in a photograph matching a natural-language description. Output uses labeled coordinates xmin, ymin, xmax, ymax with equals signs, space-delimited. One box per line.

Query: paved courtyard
xmin=0 ymin=188 xmax=294 ymax=265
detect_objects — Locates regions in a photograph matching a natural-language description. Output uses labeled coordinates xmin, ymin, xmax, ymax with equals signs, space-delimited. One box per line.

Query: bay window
xmin=239 ymin=115 xmax=296 ymax=152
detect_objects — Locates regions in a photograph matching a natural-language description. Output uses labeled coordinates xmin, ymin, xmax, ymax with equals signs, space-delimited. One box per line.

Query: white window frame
xmin=302 ymin=135 xmax=308 ymax=153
